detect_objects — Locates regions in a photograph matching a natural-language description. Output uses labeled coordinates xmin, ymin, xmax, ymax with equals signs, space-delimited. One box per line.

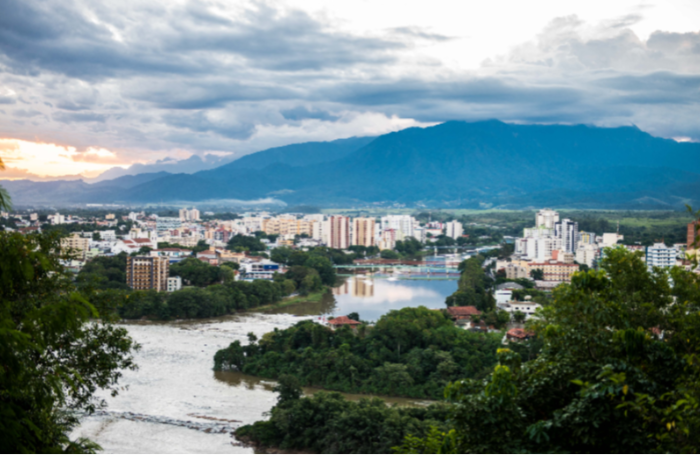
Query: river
xmin=73 ymin=277 xmax=457 ymax=453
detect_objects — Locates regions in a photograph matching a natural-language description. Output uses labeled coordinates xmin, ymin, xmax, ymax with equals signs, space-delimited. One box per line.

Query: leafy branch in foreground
xmin=0 ymin=231 xmax=137 ymax=453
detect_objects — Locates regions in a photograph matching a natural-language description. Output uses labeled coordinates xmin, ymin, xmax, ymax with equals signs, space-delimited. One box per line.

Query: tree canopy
xmin=0 ymin=231 xmax=136 ymax=453
xmin=399 ymin=247 xmax=700 ymax=453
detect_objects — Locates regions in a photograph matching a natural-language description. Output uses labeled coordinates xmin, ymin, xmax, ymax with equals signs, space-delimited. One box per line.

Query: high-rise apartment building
xmin=329 ymin=216 xmax=350 ymax=249
xmin=445 ymin=221 xmax=463 ymax=239
xmin=536 ymin=209 xmax=559 ymax=229
xmin=179 ymin=207 xmax=200 ymax=221
xmin=555 ymin=218 xmax=579 ymax=253
xmin=688 ymin=221 xmax=699 ymax=249
xmin=352 ymin=217 xmax=376 ymax=247
xmin=126 ymin=256 xmax=170 ymax=291
xmin=61 ymin=233 xmax=90 ymax=261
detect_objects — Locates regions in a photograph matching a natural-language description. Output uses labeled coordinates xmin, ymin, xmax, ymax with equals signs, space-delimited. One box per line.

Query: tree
xmin=401 ymin=247 xmax=700 ymax=453
xmin=347 ymin=312 xmax=360 ymax=322
xmin=0 ymin=231 xmax=137 ymax=453
xmin=512 ymin=310 xmax=526 ymax=323
xmin=0 ymin=157 xmax=11 ymax=211
xmin=92 ymin=232 xmax=101 ymax=241
xmin=380 ymin=249 xmax=400 ymax=259
xmin=227 ymin=234 xmax=266 ymax=252
xmin=530 ymin=268 xmax=544 ymax=280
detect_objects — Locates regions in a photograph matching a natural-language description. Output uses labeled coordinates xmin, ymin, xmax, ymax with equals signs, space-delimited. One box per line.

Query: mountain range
xmin=3 ymin=120 xmax=700 ymax=209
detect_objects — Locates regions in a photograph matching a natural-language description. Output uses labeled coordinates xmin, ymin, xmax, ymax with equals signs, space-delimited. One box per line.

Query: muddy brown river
xmin=73 ymin=278 xmax=456 ymax=453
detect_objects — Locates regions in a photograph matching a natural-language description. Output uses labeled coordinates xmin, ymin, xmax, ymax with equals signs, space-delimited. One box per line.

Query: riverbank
xmin=252 ymin=287 xmax=329 ymax=312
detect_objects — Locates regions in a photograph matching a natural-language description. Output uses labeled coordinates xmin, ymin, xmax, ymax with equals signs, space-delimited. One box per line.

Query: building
xmin=505 ymin=263 xmax=530 ymax=279
xmin=516 ymin=236 xmax=562 ymax=262
xmin=167 ymin=276 xmax=182 ymax=292
xmin=126 ymin=256 xmax=170 ymax=291
xmin=50 ymin=213 xmax=65 ymax=225
xmin=506 ymin=328 xmax=536 ymax=343
xmin=528 ymin=261 xmax=579 ymax=282
xmin=352 ymin=217 xmax=376 ymax=247
xmin=601 ymin=233 xmax=624 ymax=248
xmin=646 ymin=243 xmax=677 ymax=269
xmin=179 ymin=207 xmax=200 ymax=222
xmin=60 ymin=233 xmax=90 ymax=261
xmin=536 ymin=209 xmax=559 ymax=229
xmin=554 ymin=218 xmax=579 ymax=253
xmin=445 ymin=221 xmax=463 ymax=239
xmin=688 ymin=221 xmax=699 ymax=250
xmin=579 ymin=231 xmax=596 ymax=244
xmin=328 ymin=315 xmax=361 ymax=329
xmin=329 ymin=216 xmax=350 ymax=249
xmin=379 ymin=229 xmax=398 ymax=250
xmin=105 ymin=213 xmax=116 ymax=220
xmin=380 ymin=215 xmax=414 ymax=238
xmin=150 ymin=248 xmax=191 ymax=260
xmin=240 ymin=259 xmax=280 ymax=280
xmin=156 ymin=217 xmax=182 ymax=232
xmin=551 ymin=250 xmax=575 ymax=264
xmin=575 ymin=243 xmax=599 ymax=268
xmin=497 ymin=301 xmax=542 ymax=319
xmin=446 ymin=306 xmax=481 ymax=326
xmin=495 ymin=289 xmax=513 ymax=304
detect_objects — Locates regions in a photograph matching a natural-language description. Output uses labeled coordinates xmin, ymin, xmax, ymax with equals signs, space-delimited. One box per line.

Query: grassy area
xmin=252 ymin=287 xmax=329 ymax=312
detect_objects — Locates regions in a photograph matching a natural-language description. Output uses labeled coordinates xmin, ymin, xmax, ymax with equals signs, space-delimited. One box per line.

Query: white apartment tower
xmin=555 ymin=218 xmax=579 ymax=253
xmin=646 ymin=243 xmax=677 ymax=269
xmin=445 ymin=221 xmax=463 ymax=240
xmin=380 ymin=215 xmax=414 ymax=238
xmin=329 ymin=216 xmax=350 ymax=249
xmin=536 ymin=209 xmax=560 ymax=229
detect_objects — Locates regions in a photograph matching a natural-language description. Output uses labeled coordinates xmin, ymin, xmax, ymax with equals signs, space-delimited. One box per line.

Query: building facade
xmin=61 ymin=233 xmax=90 ymax=261
xmin=445 ymin=220 xmax=463 ymax=239
xmin=555 ymin=218 xmax=579 ymax=253
xmin=329 ymin=215 xmax=350 ymax=249
xmin=646 ymin=243 xmax=677 ymax=269
xmin=126 ymin=256 xmax=170 ymax=291
xmin=352 ymin=217 xmax=376 ymax=247
xmin=536 ymin=209 xmax=559 ymax=229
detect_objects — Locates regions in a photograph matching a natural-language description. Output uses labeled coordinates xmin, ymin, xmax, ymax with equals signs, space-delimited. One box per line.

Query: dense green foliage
xmin=109 ymin=280 xmax=290 ymax=320
xmin=399 ymin=247 xmax=700 ymax=453
xmin=394 ymin=237 xmax=423 ymax=258
xmin=270 ymin=247 xmax=339 ymax=285
xmin=0 ymin=231 xmax=136 ymax=453
xmin=446 ymin=255 xmax=495 ymax=312
xmin=170 ymin=257 xmax=232 ymax=287
xmin=214 ymin=307 xmax=502 ymax=399
xmin=226 ymin=233 xmax=267 ymax=252
xmin=77 ymin=253 xmax=296 ymax=320
xmin=236 ymin=376 xmax=451 ymax=454
xmin=76 ymin=253 xmax=130 ymax=290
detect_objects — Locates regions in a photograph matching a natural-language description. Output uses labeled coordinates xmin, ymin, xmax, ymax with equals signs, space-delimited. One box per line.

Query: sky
xmin=1 ymin=0 xmax=699 ymax=179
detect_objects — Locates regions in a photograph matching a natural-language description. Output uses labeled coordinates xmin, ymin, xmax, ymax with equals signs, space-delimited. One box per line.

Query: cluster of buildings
xmin=5 ymin=208 xmax=468 ymax=294
xmin=503 ymin=209 xmax=694 ymax=287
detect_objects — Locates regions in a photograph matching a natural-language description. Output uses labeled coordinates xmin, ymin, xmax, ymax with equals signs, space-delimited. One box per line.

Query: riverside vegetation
xmin=214 ymin=306 xmax=504 ymax=399
xmin=234 ymin=238 xmax=700 ymax=453
xmin=76 ymin=247 xmax=347 ymax=320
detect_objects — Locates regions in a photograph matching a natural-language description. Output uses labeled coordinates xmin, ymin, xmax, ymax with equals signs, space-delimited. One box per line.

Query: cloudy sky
xmin=1 ymin=0 xmax=699 ymax=179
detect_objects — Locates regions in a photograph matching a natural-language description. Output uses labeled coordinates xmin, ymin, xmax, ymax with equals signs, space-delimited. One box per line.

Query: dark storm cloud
xmin=0 ymin=0 xmax=413 ymax=79
xmin=0 ymin=1 xmax=699 ymax=160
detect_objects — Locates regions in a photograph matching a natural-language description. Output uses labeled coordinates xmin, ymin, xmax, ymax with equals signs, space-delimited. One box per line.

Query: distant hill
xmin=210 ymin=136 xmax=376 ymax=173
xmin=90 ymin=154 xmax=230 ymax=182
xmin=4 ymin=121 xmax=700 ymax=208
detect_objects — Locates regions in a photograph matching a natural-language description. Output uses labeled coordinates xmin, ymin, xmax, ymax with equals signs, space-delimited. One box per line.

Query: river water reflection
xmin=73 ymin=277 xmax=456 ymax=453
xmin=265 ymin=276 xmax=458 ymax=322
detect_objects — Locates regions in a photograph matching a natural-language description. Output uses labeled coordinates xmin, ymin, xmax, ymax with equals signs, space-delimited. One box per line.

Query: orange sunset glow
xmin=0 ymin=138 xmax=129 ymax=179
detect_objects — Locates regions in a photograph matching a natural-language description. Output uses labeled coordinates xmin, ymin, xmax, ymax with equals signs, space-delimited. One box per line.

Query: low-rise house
xmin=240 ymin=259 xmax=280 ymax=280
xmin=497 ymin=301 xmax=542 ymax=319
xmin=150 ymin=248 xmax=192 ymax=262
xmin=446 ymin=306 xmax=482 ymax=327
xmin=506 ymin=328 xmax=535 ymax=343
xmin=328 ymin=315 xmax=361 ymax=329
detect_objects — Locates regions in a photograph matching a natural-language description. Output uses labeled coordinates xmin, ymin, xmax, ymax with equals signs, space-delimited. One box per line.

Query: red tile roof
xmin=446 ymin=306 xmax=481 ymax=319
xmin=329 ymin=315 xmax=360 ymax=326
xmin=507 ymin=328 xmax=535 ymax=339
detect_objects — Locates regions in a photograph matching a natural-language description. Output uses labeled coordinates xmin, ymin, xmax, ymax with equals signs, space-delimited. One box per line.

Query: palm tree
xmin=0 ymin=157 xmax=11 ymax=211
